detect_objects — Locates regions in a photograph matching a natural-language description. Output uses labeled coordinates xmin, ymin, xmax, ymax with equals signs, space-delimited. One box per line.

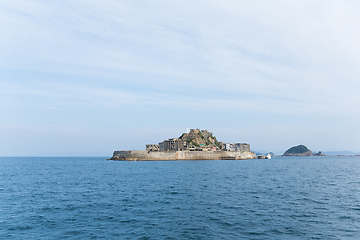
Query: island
xmin=282 ymin=144 xmax=325 ymax=156
xmin=109 ymin=129 xmax=256 ymax=161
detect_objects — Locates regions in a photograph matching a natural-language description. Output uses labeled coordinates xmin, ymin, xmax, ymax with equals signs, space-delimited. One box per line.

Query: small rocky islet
xmin=282 ymin=144 xmax=325 ymax=156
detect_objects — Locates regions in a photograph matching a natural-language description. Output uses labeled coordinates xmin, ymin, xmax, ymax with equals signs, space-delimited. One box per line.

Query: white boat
xmin=265 ymin=154 xmax=271 ymax=159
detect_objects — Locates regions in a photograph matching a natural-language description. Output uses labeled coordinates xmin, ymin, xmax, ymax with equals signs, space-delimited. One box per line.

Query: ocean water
xmin=1 ymin=156 xmax=360 ymax=239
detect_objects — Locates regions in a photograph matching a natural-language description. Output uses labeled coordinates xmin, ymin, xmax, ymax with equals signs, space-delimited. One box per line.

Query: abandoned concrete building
xmin=159 ymin=138 xmax=187 ymax=151
xmin=225 ymin=143 xmax=250 ymax=152
xmin=145 ymin=144 xmax=159 ymax=151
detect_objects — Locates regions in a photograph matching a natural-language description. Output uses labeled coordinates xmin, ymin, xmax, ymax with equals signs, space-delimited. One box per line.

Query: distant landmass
xmin=283 ymin=145 xmax=325 ymax=156
xmin=322 ymin=151 xmax=360 ymax=156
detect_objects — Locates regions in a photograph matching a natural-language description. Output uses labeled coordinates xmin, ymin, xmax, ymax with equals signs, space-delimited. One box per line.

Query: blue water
xmin=1 ymin=156 xmax=360 ymax=239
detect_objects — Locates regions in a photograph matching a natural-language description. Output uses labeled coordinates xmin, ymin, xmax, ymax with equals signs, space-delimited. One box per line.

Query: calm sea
xmin=1 ymin=156 xmax=360 ymax=239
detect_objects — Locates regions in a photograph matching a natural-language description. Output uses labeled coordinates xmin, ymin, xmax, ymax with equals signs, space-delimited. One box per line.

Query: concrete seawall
xmin=109 ymin=150 xmax=256 ymax=161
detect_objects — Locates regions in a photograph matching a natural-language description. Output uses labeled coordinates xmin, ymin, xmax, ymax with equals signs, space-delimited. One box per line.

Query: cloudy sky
xmin=1 ymin=0 xmax=360 ymax=156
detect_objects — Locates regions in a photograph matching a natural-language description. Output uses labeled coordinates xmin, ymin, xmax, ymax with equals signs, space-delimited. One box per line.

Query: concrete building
xmin=225 ymin=143 xmax=250 ymax=152
xmin=146 ymin=144 xmax=159 ymax=151
xmin=159 ymin=138 xmax=187 ymax=151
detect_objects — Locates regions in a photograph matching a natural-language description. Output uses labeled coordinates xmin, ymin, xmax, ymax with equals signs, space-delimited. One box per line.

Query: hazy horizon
xmin=1 ymin=1 xmax=360 ymax=156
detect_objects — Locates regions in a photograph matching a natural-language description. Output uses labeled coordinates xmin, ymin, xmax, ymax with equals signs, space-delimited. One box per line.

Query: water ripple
xmin=1 ymin=156 xmax=360 ymax=239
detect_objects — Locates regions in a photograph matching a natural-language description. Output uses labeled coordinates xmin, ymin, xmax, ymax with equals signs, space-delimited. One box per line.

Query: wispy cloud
xmin=1 ymin=79 xmax=357 ymax=118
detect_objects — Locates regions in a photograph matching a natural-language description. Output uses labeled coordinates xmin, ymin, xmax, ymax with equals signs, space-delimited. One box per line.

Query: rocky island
xmin=109 ymin=129 xmax=256 ymax=161
xmin=282 ymin=145 xmax=325 ymax=156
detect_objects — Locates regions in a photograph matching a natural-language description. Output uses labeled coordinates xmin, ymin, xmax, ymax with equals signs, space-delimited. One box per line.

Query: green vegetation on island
xmin=179 ymin=129 xmax=219 ymax=149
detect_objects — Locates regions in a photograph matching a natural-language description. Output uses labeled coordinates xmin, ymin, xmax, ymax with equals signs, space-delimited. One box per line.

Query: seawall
xmin=109 ymin=150 xmax=256 ymax=161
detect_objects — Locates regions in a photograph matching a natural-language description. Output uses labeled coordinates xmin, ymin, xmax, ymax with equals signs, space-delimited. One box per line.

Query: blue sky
xmin=1 ymin=0 xmax=360 ymax=156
